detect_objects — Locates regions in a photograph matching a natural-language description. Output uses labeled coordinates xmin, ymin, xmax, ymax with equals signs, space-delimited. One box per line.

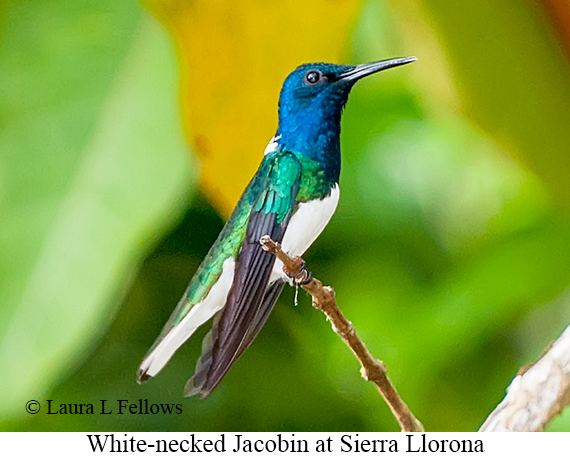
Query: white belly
xmin=270 ymin=183 xmax=340 ymax=283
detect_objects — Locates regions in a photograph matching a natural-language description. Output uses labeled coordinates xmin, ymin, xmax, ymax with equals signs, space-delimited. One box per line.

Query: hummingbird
xmin=137 ymin=56 xmax=416 ymax=398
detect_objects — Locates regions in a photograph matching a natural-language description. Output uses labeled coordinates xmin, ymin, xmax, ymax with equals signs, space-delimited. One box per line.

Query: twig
xmin=479 ymin=324 xmax=570 ymax=432
xmin=259 ymin=235 xmax=424 ymax=432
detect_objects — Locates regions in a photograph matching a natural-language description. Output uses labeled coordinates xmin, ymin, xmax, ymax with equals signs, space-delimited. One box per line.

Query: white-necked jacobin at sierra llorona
xmin=138 ymin=56 xmax=417 ymax=398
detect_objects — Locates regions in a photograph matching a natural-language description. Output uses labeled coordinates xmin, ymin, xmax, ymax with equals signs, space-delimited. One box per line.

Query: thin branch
xmin=480 ymin=324 xmax=570 ymax=432
xmin=260 ymin=235 xmax=424 ymax=432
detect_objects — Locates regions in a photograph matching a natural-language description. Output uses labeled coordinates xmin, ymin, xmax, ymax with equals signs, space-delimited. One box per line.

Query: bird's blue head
xmin=276 ymin=57 xmax=416 ymax=181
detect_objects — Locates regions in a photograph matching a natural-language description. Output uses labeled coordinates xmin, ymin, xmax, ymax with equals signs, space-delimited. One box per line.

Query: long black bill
xmin=339 ymin=56 xmax=417 ymax=82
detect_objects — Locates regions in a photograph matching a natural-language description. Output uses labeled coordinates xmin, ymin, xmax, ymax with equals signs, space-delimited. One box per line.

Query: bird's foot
xmin=259 ymin=235 xmax=313 ymax=285
xmin=284 ymin=259 xmax=313 ymax=286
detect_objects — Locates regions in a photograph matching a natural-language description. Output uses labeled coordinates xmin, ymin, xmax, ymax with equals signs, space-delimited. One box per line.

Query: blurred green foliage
xmin=2 ymin=0 xmax=570 ymax=432
xmin=0 ymin=0 xmax=192 ymax=424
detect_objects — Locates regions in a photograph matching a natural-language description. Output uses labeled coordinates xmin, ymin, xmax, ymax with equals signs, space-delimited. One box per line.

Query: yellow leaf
xmin=146 ymin=0 xmax=362 ymax=216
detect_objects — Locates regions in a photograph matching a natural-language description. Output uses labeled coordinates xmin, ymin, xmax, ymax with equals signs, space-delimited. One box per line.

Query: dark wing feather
xmin=185 ymin=151 xmax=301 ymax=398
xmin=240 ymin=280 xmax=285 ymax=353
xmin=185 ymin=280 xmax=285 ymax=397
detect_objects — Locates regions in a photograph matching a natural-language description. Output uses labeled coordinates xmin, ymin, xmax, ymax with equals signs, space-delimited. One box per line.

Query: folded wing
xmin=185 ymin=151 xmax=302 ymax=397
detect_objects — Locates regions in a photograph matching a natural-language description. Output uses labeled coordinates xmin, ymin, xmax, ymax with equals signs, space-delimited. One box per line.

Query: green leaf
xmin=0 ymin=2 xmax=193 ymax=420
xmin=388 ymin=0 xmax=570 ymax=207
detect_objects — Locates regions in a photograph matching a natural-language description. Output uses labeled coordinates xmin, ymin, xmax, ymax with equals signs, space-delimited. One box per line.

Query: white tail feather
xmin=139 ymin=257 xmax=235 ymax=378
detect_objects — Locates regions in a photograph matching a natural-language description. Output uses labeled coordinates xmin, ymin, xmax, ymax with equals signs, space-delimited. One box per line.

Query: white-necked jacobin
xmin=138 ymin=56 xmax=417 ymax=398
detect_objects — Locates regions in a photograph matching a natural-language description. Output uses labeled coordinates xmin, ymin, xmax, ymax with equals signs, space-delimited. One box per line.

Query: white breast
xmin=270 ymin=184 xmax=340 ymax=283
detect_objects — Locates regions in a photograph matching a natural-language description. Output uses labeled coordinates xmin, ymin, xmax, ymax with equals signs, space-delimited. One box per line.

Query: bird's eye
xmin=305 ymin=70 xmax=321 ymax=85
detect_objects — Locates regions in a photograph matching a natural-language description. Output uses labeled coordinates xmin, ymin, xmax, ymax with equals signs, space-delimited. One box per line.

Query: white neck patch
xmin=264 ymin=135 xmax=282 ymax=155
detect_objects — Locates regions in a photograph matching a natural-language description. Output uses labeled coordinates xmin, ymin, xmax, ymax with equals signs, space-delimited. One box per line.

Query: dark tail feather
xmin=184 ymin=311 xmax=221 ymax=397
xmin=184 ymin=280 xmax=284 ymax=398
